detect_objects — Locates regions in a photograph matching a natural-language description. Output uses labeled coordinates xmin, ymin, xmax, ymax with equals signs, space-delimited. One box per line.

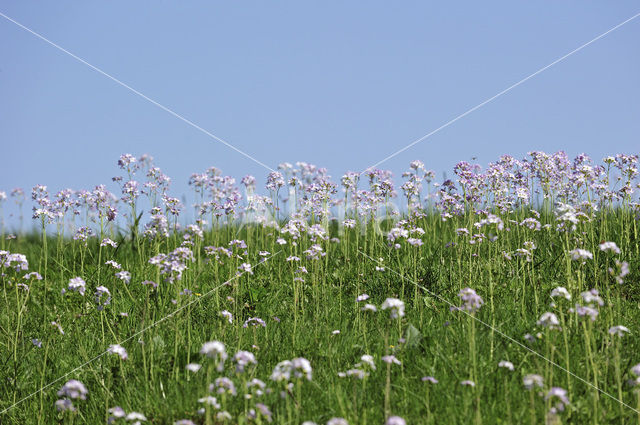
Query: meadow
xmin=1 ymin=151 xmax=639 ymax=424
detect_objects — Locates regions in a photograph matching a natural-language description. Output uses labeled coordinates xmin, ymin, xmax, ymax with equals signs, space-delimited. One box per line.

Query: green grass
xmin=1 ymin=209 xmax=639 ymax=424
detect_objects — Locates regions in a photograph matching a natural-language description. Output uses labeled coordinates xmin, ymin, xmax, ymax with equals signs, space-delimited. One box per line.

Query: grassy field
xmin=1 ymin=153 xmax=640 ymax=424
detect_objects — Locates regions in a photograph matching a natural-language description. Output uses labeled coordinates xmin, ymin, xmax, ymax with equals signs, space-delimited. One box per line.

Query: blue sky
xmin=1 ymin=1 xmax=639 ymax=225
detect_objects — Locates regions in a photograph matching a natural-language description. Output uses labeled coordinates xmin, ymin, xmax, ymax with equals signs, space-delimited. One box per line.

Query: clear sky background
xmin=1 ymin=1 xmax=639 ymax=225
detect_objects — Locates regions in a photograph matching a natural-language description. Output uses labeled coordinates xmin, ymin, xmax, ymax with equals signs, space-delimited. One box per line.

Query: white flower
xmin=382 ymin=355 xmax=401 ymax=365
xmin=537 ymin=312 xmax=561 ymax=330
xmin=220 ymin=310 xmax=233 ymax=324
xmin=523 ymin=374 xmax=543 ymax=389
xmin=608 ymin=325 xmax=630 ymax=337
xmin=386 ymin=416 xmax=406 ymax=425
xmin=381 ymin=298 xmax=405 ymax=319
xmin=356 ymin=293 xmax=369 ymax=302
xmin=67 ymin=277 xmax=86 ymax=296
xmin=599 ymin=241 xmax=621 ymax=254
xmin=186 ymin=363 xmax=202 ymax=373
xmin=569 ymin=249 xmax=593 ymax=261
xmin=498 ymin=360 xmax=514 ymax=371
xmin=200 ymin=341 xmax=227 ymax=371
xmin=198 ymin=396 xmax=221 ymax=408
xmin=361 ymin=304 xmax=377 ymax=312
xmin=233 ymin=351 xmax=257 ymax=373
xmin=125 ymin=411 xmax=147 ymax=422
xmin=108 ymin=344 xmax=128 ymax=360
xmin=359 ymin=354 xmax=376 ymax=370
xmin=550 ymin=287 xmax=571 ymax=300
xmin=291 ymin=357 xmax=312 ymax=380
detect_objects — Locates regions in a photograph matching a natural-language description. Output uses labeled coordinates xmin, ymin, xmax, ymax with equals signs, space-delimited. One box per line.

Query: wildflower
xmin=95 ymin=286 xmax=111 ymax=310
xmin=580 ymin=289 xmax=604 ymax=306
xmin=569 ymin=248 xmax=593 ymax=261
xmin=186 ymin=363 xmax=201 ymax=373
xmin=198 ymin=396 xmax=221 ymax=408
xmin=386 ymin=416 xmax=406 ymax=425
xmin=108 ymin=344 xmax=128 ymax=360
xmin=382 ymin=355 xmax=401 ymax=365
xmin=358 ymin=355 xmax=376 ymax=371
xmin=422 ymin=376 xmax=438 ymax=383
xmin=233 ymin=351 xmax=257 ymax=373
xmin=23 ymin=272 xmax=42 ymax=280
xmin=141 ymin=280 xmax=158 ymax=288
xmin=220 ymin=310 xmax=233 ymax=324
xmin=631 ymin=364 xmax=640 ymax=378
xmin=249 ymin=403 xmax=273 ymax=423
xmin=115 ymin=270 xmax=131 ymax=284
xmin=460 ymin=380 xmax=475 ymax=387
xmin=51 ymin=321 xmax=65 ymax=334
xmin=211 ymin=377 xmax=237 ymax=395
xmin=609 ymin=325 xmax=630 ymax=337
xmin=200 ymin=341 xmax=227 ymax=371
xmin=125 ymin=412 xmax=147 ymax=422
xmin=573 ymin=305 xmax=599 ymax=321
xmin=599 ymin=241 xmax=621 ymax=254
xmin=327 ymin=418 xmax=349 ymax=425
xmin=407 ymin=238 xmax=423 ymax=247
xmin=149 ymin=247 xmax=194 ymax=284
xmin=105 ymin=260 xmax=122 ymax=270
xmin=216 ymin=411 xmax=232 ymax=421
xmin=58 ymin=380 xmax=88 ymax=399
xmin=174 ymin=421 xmax=196 ymax=425
xmin=550 ymin=287 xmax=571 ymax=300
xmin=523 ymin=374 xmax=543 ymax=390
xmin=609 ymin=260 xmax=630 ymax=284
xmin=243 ymin=317 xmax=267 ymax=328
xmin=537 ymin=312 xmax=561 ymax=330
xmin=270 ymin=360 xmax=293 ymax=382
xmin=356 ymin=293 xmax=369 ymax=302
xmin=238 ymin=263 xmax=253 ymax=275
xmin=332 ymin=330 xmax=340 ymax=335
xmin=101 ymin=238 xmax=118 ymax=248
xmin=109 ymin=406 xmax=126 ymax=421
xmin=381 ymin=298 xmax=405 ymax=319
xmin=361 ymin=304 xmax=377 ymax=312
xmin=246 ymin=378 xmax=266 ymax=396
xmin=291 ymin=357 xmax=313 ymax=380
xmin=498 ymin=360 xmax=514 ymax=371
xmin=452 ymin=288 xmax=484 ymax=313
xmin=66 ymin=277 xmax=86 ymax=296
xmin=32 ymin=338 xmax=42 ymax=348
xmin=338 ymin=369 xmax=368 ymax=379
xmin=55 ymin=399 xmax=75 ymax=412
xmin=545 ymin=387 xmax=570 ymax=406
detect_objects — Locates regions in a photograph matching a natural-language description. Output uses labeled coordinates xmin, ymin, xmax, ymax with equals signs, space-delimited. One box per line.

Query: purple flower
xmin=57 ymin=380 xmax=88 ymax=400
xmin=452 ymin=288 xmax=484 ymax=313
xmin=67 ymin=277 xmax=86 ymax=296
